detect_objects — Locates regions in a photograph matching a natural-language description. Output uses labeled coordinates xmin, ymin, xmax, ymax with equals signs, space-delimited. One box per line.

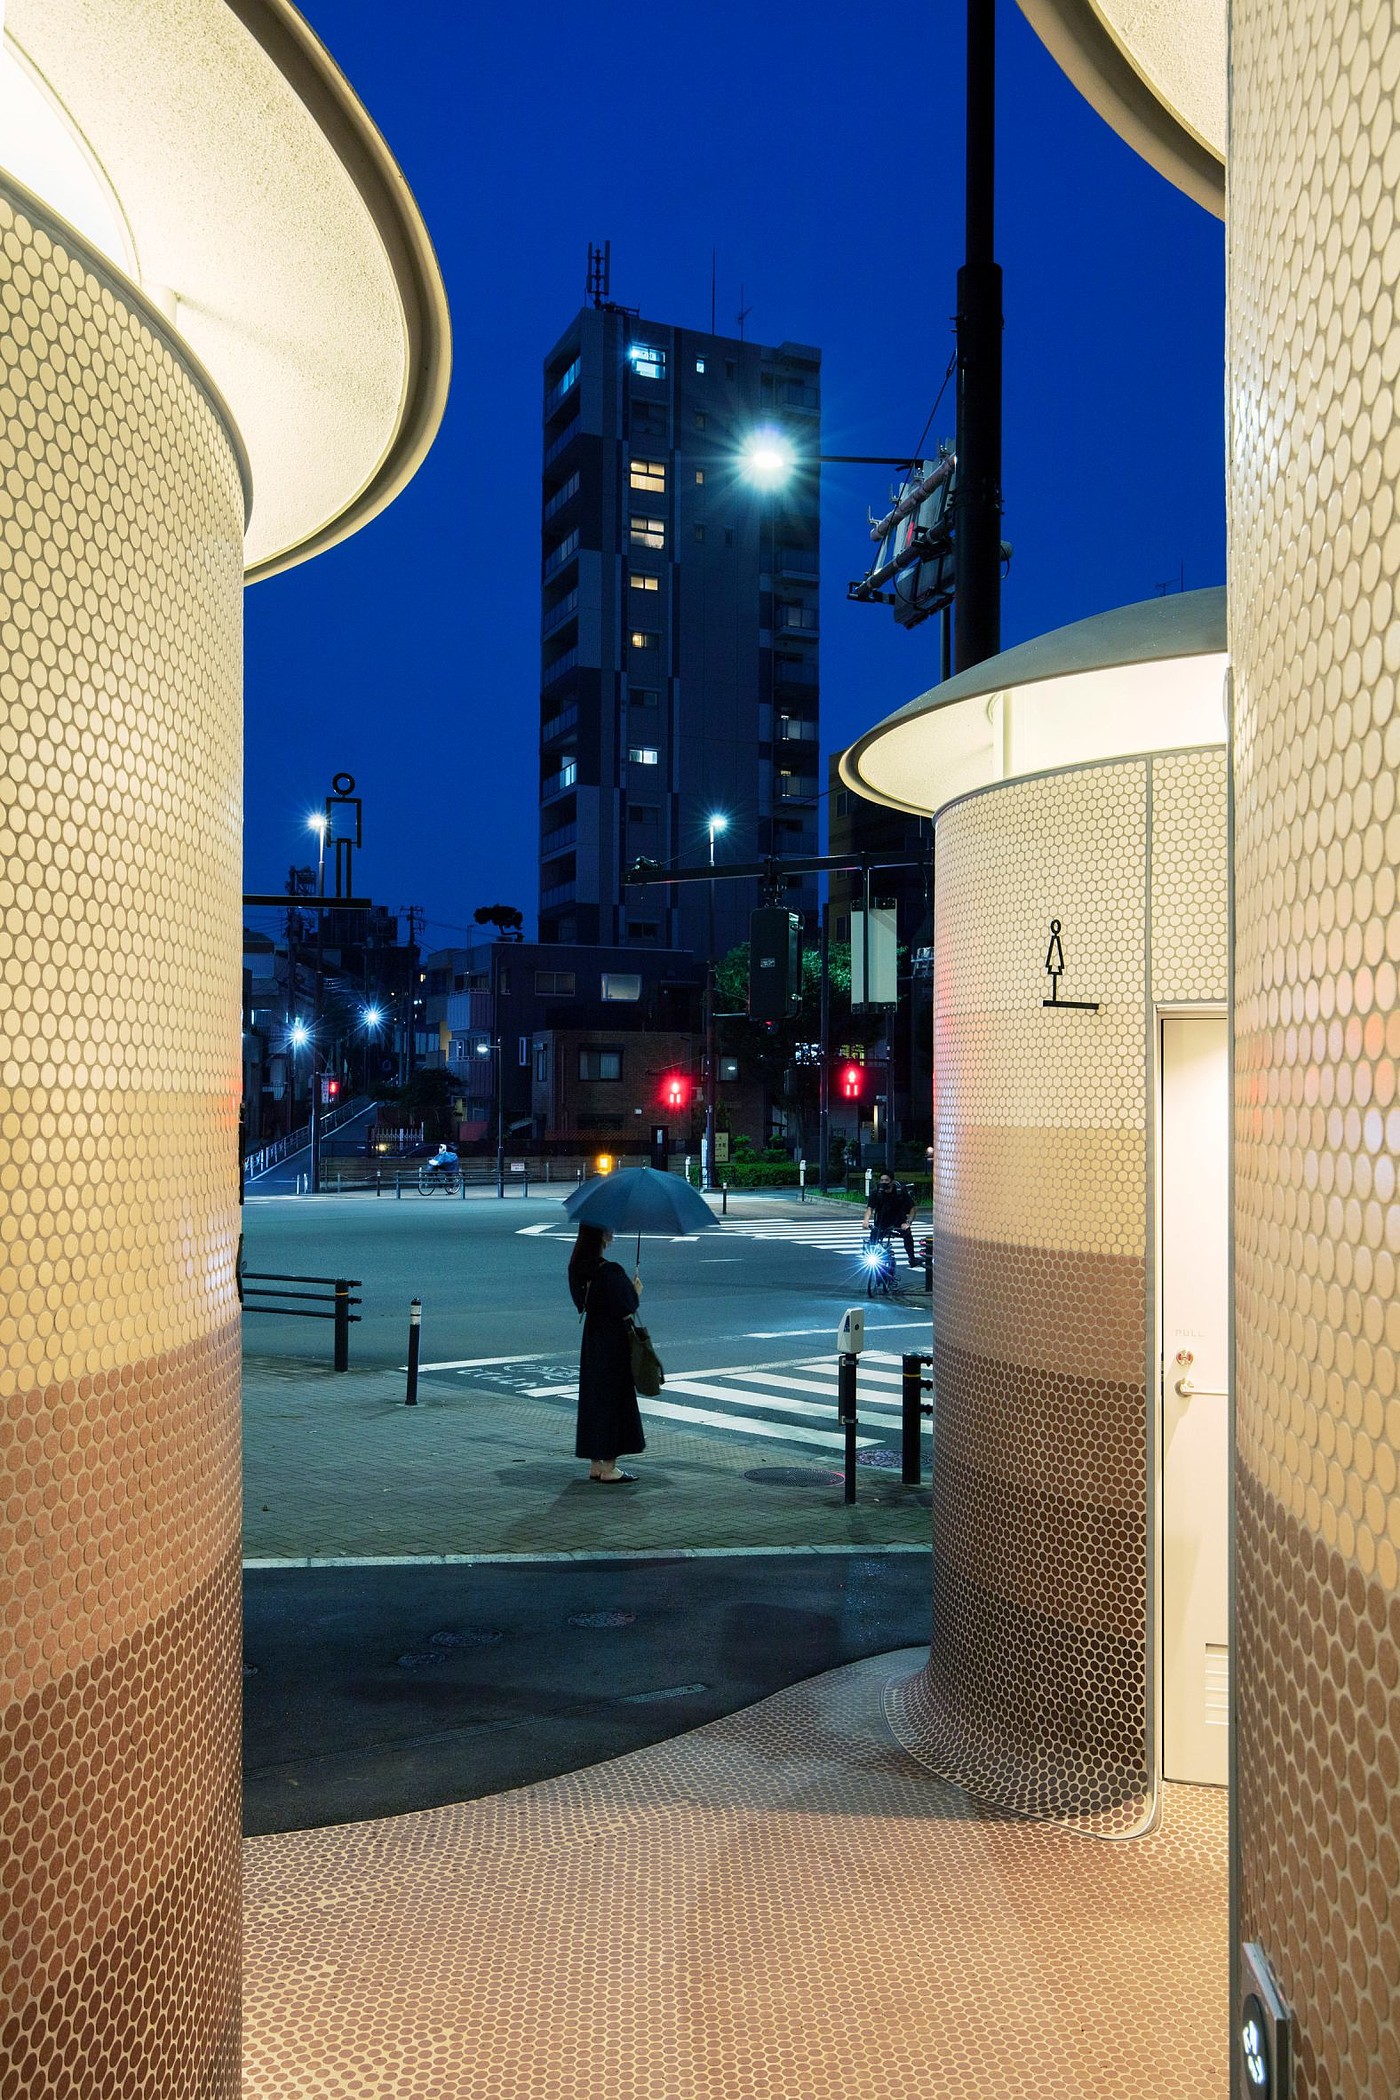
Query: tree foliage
xmin=713 ymin=940 xmax=884 ymax=1152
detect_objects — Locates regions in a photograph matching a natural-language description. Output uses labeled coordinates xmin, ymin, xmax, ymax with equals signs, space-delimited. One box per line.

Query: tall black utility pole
xmin=953 ymin=0 xmax=1002 ymax=674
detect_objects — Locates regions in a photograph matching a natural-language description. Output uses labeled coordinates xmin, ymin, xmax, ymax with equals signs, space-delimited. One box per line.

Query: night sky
xmin=242 ymin=0 xmax=1225 ymax=951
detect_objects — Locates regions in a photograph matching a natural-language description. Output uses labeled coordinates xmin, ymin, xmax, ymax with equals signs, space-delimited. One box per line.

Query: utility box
xmin=749 ymin=907 xmax=802 ymax=1021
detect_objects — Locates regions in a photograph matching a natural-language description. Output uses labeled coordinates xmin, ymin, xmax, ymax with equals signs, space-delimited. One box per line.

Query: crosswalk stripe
xmin=663 ymin=1376 xmax=848 ymax=1422
xmin=636 ymin=1397 xmax=879 ymax=1452
xmin=720 ymin=1368 xmax=902 ymax=1409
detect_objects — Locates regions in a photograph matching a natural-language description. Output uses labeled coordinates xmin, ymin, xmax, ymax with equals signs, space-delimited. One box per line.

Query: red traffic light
xmin=661 ymin=1073 xmax=690 ymax=1111
xmin=321 ymin=1075 xmax=341 ymax=1105
xmin=839 ymin=1063 xmax=863 ymax=1100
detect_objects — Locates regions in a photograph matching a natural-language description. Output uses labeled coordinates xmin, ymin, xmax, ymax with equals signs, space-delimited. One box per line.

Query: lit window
xmin=629 ymin=746 xmax=659 ymax=765
xmin=602 ymin=974 xmax=643 ymax=1002
xmin=579 ymin=1048 xmax=623 ymax=1081
xmin=628 ymin=343 xmax=666 ymax=379
xmin=629 ymin=515 xmax=664 ymax=550
xmin=695 ymin=356 xmax=706 ymax=374
xmin=630 ymin=458 xmax=666 ymax=492
xmin=630 ymin=574 xmax=660 ymax=593
xmin=518 ymin=1036 xmax=529 ymax=1065
xmin=694 ymin=470 xmax=705 ymax=485
xmin=629 ymin=631 xmax=658 ymax=652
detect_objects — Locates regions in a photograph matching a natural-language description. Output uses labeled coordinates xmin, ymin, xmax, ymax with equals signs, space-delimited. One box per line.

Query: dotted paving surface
xmin=243 ymin=1648 xmax=1229 ymax=2100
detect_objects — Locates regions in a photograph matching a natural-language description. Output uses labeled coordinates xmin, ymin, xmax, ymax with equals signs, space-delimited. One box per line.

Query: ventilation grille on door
xmin=1205 ymin=1644 xmax=1229 ymax=1728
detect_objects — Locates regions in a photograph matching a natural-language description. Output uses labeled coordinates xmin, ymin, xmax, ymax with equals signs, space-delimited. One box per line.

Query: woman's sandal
xmin=593 ymin=1470 xmax=638 ymax=1484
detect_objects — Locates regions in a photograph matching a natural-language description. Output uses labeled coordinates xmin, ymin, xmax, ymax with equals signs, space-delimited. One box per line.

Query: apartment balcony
xmin=543 ymin=528 xmax=580 ymax=582
xmin=541 ymin=703 xmax=579 ymax=745
xmin=540 ymin=760 xmax=578 ymax=802
xmin=543 ymin=415 xmax=580 ymax=470
xmin=542 ymin=588 xmax=579 ymax=639
xmin=774 ymin=773 xmax=818 ymax=803
xmin=541 ymin=643 xmax=579 ymax=688
xmin=540 ymin=877 xmax=577 ymax=911
xmin=539 ymin=821 xmax=577 ymax=858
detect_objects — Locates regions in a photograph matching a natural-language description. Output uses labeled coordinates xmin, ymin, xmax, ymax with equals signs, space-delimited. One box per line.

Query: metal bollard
xmin=923 ymin=1235 xmax=933 ymax=1293
xmin=721 ymin=1184 xmax=728 ymax=1216
xmin=395 ymin=1172 xmax=401 ymax=1200
xmin=333 ymin=1279 xmax=352 ymax=1373
xmin=460 ymin=1172 xmax=467 ymax=1200
xmin=337 ymin=1173 xmax=342 ymax=1196
xmin=376 ymin=1169 xmax=382 ymax=1198
xmin=837 ymin=1352 xmax=858 ymax=1505
xmin=799 ymin=1158 xmax=807 ymax=1204
xmin=522 ymin=1167 xmax=530 ymax=1198
xmin=405 ymin=1298 xmax=421 ymax=1405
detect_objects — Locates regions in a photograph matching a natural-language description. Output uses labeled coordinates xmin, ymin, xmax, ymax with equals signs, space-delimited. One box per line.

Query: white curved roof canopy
xmin=841 ymin=588 xmax=1227 ymax=818
xmin=1 ymin=0 xmax=451 ymax=580
xmin=1016 ymin=0 xmax=1224 ymax=216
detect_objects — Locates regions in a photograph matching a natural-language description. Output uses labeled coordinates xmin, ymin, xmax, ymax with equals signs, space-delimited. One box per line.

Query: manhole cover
xmin=567 ymin=1610 xmax=636 ymax=1628
xmin=396 ymin=1650 xmax=448 ymax=1669
xmin=855 ymin=1446 xmax=900 ymax=1470
xmin=430 ymin=1629 xmax=504 ymax=1648
xmin=744 ymin=1466 xmax=844 ymax=1488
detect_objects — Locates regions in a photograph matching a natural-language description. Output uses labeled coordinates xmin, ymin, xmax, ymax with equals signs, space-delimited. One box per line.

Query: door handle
xmin=1174 ymin=1378 xmax=1227 ymax=1399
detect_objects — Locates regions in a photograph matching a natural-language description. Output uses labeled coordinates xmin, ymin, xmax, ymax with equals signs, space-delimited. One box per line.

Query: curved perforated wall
xmin=1229 ymin=2 xmax=1400 ymax=2089
xmin=902 ymin=749 xmax=1226 ymax=1833
xmin=0 ymin=185 xmax=244 ymax=2092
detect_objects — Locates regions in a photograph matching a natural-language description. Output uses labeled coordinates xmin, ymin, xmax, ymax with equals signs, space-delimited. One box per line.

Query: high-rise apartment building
xmin=537 ymin=299 xmax=820 ymax=960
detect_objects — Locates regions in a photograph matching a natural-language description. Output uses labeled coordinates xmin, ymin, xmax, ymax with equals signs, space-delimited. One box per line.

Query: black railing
xmin=239 ymin=1271 xmax=362 ymax=1371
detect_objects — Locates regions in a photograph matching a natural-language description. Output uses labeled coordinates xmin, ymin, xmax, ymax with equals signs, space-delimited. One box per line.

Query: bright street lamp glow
xmin=289 ymin=1018 xmax=310 ymax=1048
xmin=362 ymin=1005 xmax=383 ymax=1030
xmin=740 ymin=431 xmax=795 ymax=487
xmin=307 ymin=812 xmax=328 ymax=836
xmin=708 ymin=813 xmax=728 ymax=835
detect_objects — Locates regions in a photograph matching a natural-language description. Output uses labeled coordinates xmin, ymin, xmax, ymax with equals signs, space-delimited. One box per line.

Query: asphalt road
xmin=239 ymin=1189 xmax=932 ymax=1379
xmin=243 ymin=1551 xmax=931 ymax=1833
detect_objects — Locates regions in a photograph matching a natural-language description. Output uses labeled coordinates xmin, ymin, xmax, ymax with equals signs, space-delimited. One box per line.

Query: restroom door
xmin=1160 ymin=1013 xmax=1230 ymax=1786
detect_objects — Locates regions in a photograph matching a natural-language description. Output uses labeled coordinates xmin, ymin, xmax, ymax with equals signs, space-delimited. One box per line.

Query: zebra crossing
xmin=732 ymin=1216 xmax=874 ymax=1255
xmin=522 ymin=1347 xmax=922 ymax=1460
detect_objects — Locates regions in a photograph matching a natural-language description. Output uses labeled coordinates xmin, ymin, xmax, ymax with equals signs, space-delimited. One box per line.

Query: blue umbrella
xmin=564 ymin=1166 xmax=720 ymax=1267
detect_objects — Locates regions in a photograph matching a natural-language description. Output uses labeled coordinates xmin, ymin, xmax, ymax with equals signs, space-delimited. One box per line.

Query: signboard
xmin=715 ymin=1132 xmax=730 ymax=1163
xmin=851 ymin=905 xmax=898 ymax=1007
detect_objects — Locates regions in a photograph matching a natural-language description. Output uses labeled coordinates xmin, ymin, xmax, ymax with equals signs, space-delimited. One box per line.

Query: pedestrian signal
xmin=839 ymin=1064 xmax=864 ymax=1100
xmin=661 ymin=1073 xmax=690 ymax=1111
xmin=320 ymin=1075 xmax=341 ymax=1105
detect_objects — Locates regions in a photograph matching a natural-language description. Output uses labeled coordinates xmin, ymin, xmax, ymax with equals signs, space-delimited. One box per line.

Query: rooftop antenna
xmin=710 ymin=246 xmax=716 ymax=335
xmin=586 ymin=240 xmax=611 ymax=308
xmin=736 ymin=283 xmax=752 ymax=340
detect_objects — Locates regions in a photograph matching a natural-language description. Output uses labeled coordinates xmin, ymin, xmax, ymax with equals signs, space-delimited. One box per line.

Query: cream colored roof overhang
xmin=1016 ymin=0 xmax=1224 ymax=216
xmin=4 ymin=0 xmax=451 ymax=580
xmin=841 ymin=587 xmax=1227 ymax=818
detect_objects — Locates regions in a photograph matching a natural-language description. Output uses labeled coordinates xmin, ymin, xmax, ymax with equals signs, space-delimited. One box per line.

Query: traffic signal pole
xmin=953 ymin=0 xmax=1002 ymax=674
xmin=818 ymin=902 xmax=831 ymax=1194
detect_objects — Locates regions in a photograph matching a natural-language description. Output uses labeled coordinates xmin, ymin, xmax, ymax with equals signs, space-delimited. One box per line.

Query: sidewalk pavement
xmin=243 ymin=1351 xmax=932 ymax=1562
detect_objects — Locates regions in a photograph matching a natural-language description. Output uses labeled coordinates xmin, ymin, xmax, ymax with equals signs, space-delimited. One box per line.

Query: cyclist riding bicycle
xmin=863 ymin=1172 xmax=918 ymax=1267
xmin=424 ymin=1142 xmax=459 ymax=1177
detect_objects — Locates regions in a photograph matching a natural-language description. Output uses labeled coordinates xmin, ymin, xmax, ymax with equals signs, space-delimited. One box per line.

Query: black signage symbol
xmin=1042 ymin=918 xmax=1100 ymax=1012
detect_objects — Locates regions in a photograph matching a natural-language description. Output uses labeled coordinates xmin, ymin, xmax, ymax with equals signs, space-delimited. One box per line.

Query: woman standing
xmin=568 ymin=1222 xmax=646 ymax=1483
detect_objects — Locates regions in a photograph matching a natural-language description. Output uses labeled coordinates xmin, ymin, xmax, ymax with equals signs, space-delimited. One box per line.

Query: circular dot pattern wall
xmin=1230 ymin=0 xmax=1400 ymax=2089
xmin=0 ymin=183 xmax=244 ymax=2094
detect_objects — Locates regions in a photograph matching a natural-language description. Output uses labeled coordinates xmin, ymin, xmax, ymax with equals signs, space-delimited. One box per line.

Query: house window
xmin=629 ymin=802 xmax=660 ymax=828
xmin=601 ymin=973 xmax=642 ymax=1002
xmin=629 ymin=515 xmax=664 ymax=550
xmin=694 ymin=524 xmax=705 ymax=543
xmin=695 ymin=356 xmax=706 ymax=374
xmin=630 ymin=688 xmax=659 ymax=709
xmin=499 ymin=969 xmax=511 ymax=996
xmin=518 ymin=1036 xmax=529 ymax=1065
xmin=725 ymin=359 xmax=736 ymax=380
xmin=578 ymin=1048 xmax=623 ymax=1081
xmin=534 ymin=970 xmax=576 ymax=997
xmin=628 ymin=746 xmax=659 ymax=765
xmin=694 ymin=470 xmax=705 ymax=485
xmin=628 ymin=343 xmax=665 ymax=380
xmin=630 ymin=573 xmax=660 ymax=593
xmin=534 ymin=1040 xmax=549 ymax=1083
xmin=629 ymin=631 xmax=658 ymax=653
xmin=630 ymin=458 xmax=666 ymax=492
xmin=627 ymin=921 xmax=660 ymax=940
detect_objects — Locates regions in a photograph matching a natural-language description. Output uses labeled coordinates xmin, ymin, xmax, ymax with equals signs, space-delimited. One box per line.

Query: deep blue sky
xmin=244 ymin=0 xmax=1225 ymax=949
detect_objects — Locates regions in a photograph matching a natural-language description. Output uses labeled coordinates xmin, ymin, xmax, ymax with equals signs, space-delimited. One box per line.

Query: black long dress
xmin=570 ymin=1259 xmax=646 ymax=1461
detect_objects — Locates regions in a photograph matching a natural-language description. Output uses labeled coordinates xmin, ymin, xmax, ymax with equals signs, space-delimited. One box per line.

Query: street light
xmin=477 ymin=1038 xmax=505 ymax=1198
xmin=702 ymin=814 xmax=728 ymax=1193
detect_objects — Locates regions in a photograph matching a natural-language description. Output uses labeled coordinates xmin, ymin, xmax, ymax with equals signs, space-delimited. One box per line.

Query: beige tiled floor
xmin=243 ymin=1647 xmax=1228 ymax=2098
